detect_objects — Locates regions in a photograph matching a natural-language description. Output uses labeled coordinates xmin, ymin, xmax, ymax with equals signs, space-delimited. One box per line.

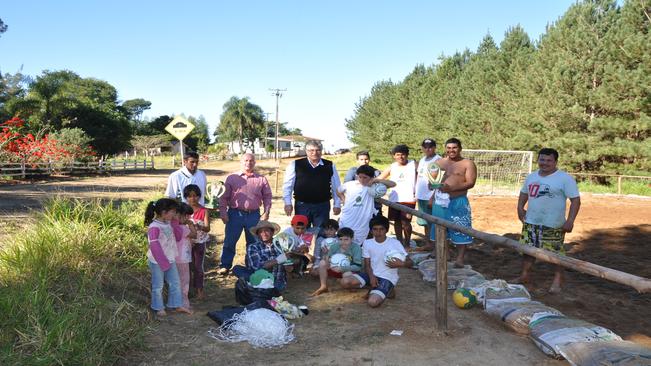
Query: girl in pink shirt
xmin=175 ymin=203 xmax=197 ymax=309
xmin=144 ymin=198 xmax=192 ymax=316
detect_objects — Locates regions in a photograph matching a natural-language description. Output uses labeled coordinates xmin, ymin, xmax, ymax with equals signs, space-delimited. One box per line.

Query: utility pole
xmin=269 ymin=88 xmax=286 ymax=161
xmin=263 ymin=112 xmax=273 ymax=149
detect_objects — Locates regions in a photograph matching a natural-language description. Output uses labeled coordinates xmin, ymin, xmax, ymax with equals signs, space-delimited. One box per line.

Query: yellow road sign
xmin=165 ymin=116 xmax=195 ymax=140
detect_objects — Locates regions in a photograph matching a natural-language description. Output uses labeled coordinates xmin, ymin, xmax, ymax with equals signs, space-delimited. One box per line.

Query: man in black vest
xmin=282 ymin=140 xmax=341 ymax=231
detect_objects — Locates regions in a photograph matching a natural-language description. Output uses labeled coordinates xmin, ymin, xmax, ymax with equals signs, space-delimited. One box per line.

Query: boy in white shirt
xmin=338 ymin=164 xmax=395 ymax=245
xmin=340 ymin=216 xmax=413 ymax=307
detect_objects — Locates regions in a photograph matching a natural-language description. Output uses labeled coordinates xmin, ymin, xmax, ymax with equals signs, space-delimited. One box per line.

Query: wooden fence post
xmin=617 ymin=176 xmax=623 ymax=195
xmin=21 ymin=161 xmax=26 ymax=179
xmin=275 ymin=169 xmax=280 ymax=194
xmin=151 ymin=156 xmax=155 ymax=169
xmin=435 ymin=224 xmax=448 ymax=331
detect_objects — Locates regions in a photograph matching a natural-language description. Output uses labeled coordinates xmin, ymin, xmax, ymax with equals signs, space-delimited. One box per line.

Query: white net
xmin=463 ymin=149 xmax=533 ymax=195
xmin=207 ymin=308 xmax=295 ymax=348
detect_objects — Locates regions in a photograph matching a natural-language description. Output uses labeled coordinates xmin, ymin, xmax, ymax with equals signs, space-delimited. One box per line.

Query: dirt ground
xmin=1 ymin=162 xmax=650 ymax=366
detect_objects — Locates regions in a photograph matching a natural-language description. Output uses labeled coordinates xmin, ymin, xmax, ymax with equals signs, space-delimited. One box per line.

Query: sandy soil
xmin=1 ymin=162 xmax=649 ymax=366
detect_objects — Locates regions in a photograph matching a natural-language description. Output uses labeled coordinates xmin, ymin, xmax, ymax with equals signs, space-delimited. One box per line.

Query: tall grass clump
xmin=0 ymin=197 xmax=151 ymax=365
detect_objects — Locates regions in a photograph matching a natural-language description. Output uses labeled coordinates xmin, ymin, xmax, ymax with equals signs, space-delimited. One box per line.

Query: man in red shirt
xmin=218 ymin=153 xmax=272 ymax=276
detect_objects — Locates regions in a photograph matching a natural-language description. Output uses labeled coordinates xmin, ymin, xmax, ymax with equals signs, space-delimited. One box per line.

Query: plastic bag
xmin=418 ymin=259 xmax=437 ymax=281
xmin=558 ymin=340 xmax=651 ymax=366
xmin=529 ymin=315 xmax=622 ymax=359
xmin=408 ymin=252 xmax=431 ymax=268
xmin=235 ymin=277 xmax=281 ymax=305
xmin=268 ymin=296 xmax=304 ymax=319
xmin=484 ymin=284 xmax=531 ymax=311
xmin=485 ymin=301 xmax=563 ymax=335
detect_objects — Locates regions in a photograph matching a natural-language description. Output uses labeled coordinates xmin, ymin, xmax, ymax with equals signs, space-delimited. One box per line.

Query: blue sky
xmin=1 ymin=1 xmax=574 ymax=151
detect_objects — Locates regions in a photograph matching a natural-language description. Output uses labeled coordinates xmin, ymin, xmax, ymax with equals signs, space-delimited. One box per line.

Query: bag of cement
xmin=485 ymin=301 xmax=563 ymax=335
xmin=469 ymin=279 xmax=508 ymax=305
xmin=418 ymin=259 xmax=437 ymax=282
xmin=557 ymin=340 xmax=651 ymax=366
xmin=484 ymin=284 xmax=530 ymax=311
xmin=449 ymin=267 xmax=485 ymax=290
xmin=529 ymin=315 xmax=622 ymax=359
xmin=418 ymin=260 xmax=486 ymax=289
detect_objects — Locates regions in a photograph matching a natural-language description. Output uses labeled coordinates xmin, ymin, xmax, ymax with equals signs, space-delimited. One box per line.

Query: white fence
xmin=0 ymin=159 xmax=155 ymax=179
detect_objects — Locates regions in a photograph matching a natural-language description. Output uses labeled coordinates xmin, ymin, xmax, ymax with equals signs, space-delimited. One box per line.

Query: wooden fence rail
xmin=0 ymin=159 xmax=155 ymax=179
xmin=376 ymin=198 xmax=651 ymax=330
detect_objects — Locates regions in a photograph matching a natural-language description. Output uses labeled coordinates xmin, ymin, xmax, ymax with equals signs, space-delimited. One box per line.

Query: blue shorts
xmin=352 ymin=273 xmax=394 ymax=300
xmin=416 ymin=199 xmax=431 ymax=226
xmin=429 ymin=196 xmax=473 ymax=245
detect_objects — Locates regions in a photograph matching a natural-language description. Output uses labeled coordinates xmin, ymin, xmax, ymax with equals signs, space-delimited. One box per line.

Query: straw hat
xmin=249 ymin=220 xmax=281 ymax=236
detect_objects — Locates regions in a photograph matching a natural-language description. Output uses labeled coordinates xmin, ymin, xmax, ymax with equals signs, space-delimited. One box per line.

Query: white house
xmin=225 ymin=135 xmax=323 ymax=158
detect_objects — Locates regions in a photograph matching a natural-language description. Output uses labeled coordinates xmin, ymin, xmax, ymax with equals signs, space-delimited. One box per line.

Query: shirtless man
xmin=429 ymin=138 xmax=477 ymax=267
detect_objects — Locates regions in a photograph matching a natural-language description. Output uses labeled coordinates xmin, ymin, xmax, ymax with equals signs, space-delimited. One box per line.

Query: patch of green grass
xmin=0 ymin=197 xmax=151 ymax=365
xmin=577 ymin=179 xmax=651 ymax=196
xmin=327 ymin=153 xmax=390 ymax=180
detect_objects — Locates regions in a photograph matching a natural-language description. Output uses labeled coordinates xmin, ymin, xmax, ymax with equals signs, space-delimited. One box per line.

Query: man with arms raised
xmin=515 ymin=148 xmax=580 ymax=293
xmin=282 ymin=140 xmax=341 ymax=231
xmin=166 ymin=151 xmax=207 ymax=205
xmin=217 ymin=153 xmax=272 ymax=276
xmin=429 ymin=138 xmax=477 ymax=268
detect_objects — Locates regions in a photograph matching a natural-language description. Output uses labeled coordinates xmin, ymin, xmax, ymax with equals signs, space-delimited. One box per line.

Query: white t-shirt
xmin=362 ymin=236 xmax=407 ymax=285
xmin=521 ymin=170 xmax=580 ymax=228
xmin=165 ymin=167 xmax=208 ymax=205
xmin=415 ymin=154 xmax=442 ymax=200
xmin=388 ymin=160 xmax=416 ymax=203
xmin=338 ymin=181 xmax=377 ymax=244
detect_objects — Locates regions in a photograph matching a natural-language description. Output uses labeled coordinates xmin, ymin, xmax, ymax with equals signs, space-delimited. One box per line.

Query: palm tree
xmin=217 ymin=96 xmax=265 ymax=153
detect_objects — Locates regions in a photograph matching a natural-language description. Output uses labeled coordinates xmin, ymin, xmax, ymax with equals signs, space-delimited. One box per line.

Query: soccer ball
xmin=452 ymin=288 xmax=478 ymax=309
xmin=384 ymin=249 xmax=406 ymax=263
xmin=321 ymin=237 xmax=338 ymax=250
xmin=273 ymin=232 xmax=298 ymax=252
xmin=330 ymin=253 xmax=351 ymax=268
xmin=370 ymin=183 xmax=388 ymax=198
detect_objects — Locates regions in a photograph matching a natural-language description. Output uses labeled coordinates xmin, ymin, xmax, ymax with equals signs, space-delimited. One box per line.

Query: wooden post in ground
xmin=275 ymin=169 xmax=280 ymax=194
xmin=617 ymin=176 xmax=622 ymax=195
xmin=435 ymin=224 xmax=448 ymax=331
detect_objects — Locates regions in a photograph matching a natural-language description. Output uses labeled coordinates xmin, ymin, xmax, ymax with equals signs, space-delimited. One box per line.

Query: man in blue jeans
xmin=218 ymin=153 xmax=273 ymax=276
xmin=282 ymin=140 xmax=341 ymax=232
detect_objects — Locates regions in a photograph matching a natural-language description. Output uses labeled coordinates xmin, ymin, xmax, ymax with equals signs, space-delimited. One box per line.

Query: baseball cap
xmin=291 ymin=214 xmax=309 ymax=226
xmin=421 ymin=138 xmax=436 ymax=148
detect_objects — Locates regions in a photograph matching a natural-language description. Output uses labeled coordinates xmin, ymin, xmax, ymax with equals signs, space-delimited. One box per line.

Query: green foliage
xmin=5 ymin=70 xmax=133 ymax=156
xmin=48 ymin=128 xmax=95 ymax=162
xmin=215 ymin=96 xmax=265 ymax=152
xmin=346 ymin=0 xmax=651 ymax=175
xmin=0 ymin=197 xmax=150 ymax=365
xmin=0 ymin=18 xmax=7 ymax=36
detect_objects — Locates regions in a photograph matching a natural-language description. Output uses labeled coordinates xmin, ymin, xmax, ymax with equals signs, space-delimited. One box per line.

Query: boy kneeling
xmin=311 ymin=227 xmax=362 ymax=296
xmin=341 ymin=216 xmax=412 ymax=307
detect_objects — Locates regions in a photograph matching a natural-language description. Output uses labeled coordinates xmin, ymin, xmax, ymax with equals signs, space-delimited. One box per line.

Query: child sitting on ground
xmin=309 ymin=219 xmax=339 ymax=277
xmin=175 ymin=203 xmax=197 ymax=310
xmin=310 ymin=227 xmax=363 ymax=296
xmin=183 ymin=184 xmax=210 ymax=299
xmin=340 ymin=216 xmax=413 ymax=308
xmin=283 ymin=214 xmax=315 ymax=274
xmin=144 ymin=198 xmax=192 ymax=316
